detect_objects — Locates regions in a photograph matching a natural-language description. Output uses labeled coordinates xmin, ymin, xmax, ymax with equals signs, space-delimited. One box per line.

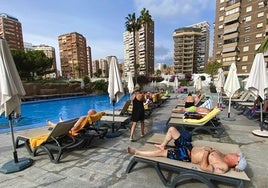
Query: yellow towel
xmin=70 ymin=111 xmax=105 ymax=136
xmin=29 ymin=133 xmax=50 ymax=149
xmin=183 ymin=108 xmax=220 ymax=123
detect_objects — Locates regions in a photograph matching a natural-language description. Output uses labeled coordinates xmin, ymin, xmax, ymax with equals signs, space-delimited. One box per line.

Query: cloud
xmin=134 ymin=0 xmax=214 ymax=20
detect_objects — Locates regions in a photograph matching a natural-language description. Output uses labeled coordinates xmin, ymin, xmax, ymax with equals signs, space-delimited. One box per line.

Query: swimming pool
xmin=0 ymin=94 xmax=130 ymax=133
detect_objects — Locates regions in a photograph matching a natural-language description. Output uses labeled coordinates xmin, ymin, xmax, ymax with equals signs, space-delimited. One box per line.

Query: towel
xmin=29 ymin=132 xmax=50 ymax=149
xmin=200 ymin=99 xmax=213 ymax=109
xmin=70 ymin=111 xmax=105 ymax=136
xmin=183 ymin=108 xmax=220 ymax=123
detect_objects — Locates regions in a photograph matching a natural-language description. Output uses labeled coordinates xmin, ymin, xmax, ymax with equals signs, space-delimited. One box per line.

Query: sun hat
xmin=235 ymin=152 xmax=247 ymax=170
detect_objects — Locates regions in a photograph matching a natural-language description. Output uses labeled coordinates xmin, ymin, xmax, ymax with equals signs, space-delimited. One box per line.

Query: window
xmin=255 ymin=44 xmax=261 ymax=50
xmin=258 ymin=2 xmax=265 ymax=8
xmin=219 ymin=16 xmax=224 ymax=21
xmin=257 ymin=23 xmax=263 ymax=28
xmin=256 ymin=33 xmax=263 ymax=38
xmin=245 ymin=26 xmax=251 ymax=32
xmin=243 ymin=46 xmax=249 ymax=52
xmin=245 ymin=16 xmax=251 ymax=22
xmin=226 ymin=8 xmax=239 ymax=16
xmin=258 ymin=12 xmax=264 ymax=18
xmin=220 ymin=0 xmax=224 ymax=3
xmin=242 ymin=56 xmax=248 ymax=62
xmin=242 ymin=66 xmax=247 ymax=70
xmin=220 ymin=7 xmax=224 ymax=11
xmin=218 ymin=24 xmax=224 ymax=29
xmin=246 ymin=6 xmax=252 ymax=12
xmin=244 ymin=36 xmax=250 ymax=42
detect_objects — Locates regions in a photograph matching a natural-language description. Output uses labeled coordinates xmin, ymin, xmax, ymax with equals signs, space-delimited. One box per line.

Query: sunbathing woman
xmin=126 ymin=127 xmax=247 ymax=174
xmin=183 ymin=93 xmax=195 ymax=108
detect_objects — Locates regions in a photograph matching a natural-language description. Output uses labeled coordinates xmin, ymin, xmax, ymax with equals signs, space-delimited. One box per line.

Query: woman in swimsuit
xmin=129 ymin=87 xmax=146 ymax=141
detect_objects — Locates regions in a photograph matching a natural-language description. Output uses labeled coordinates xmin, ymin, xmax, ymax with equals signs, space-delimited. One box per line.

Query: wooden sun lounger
xmin=126 ymin=134 xmax=250 ymax=188
xmin=16 ymin=118 xmax=79 ymax=163
xmin=167 ymin=108 xmax=225 ymax=138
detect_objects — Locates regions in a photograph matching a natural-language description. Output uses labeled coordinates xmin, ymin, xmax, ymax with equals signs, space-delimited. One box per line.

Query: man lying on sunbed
xmin=126 ymin=127 xmax=247 ymax=174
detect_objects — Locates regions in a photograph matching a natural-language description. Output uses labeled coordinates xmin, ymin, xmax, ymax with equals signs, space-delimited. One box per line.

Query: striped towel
xmin=200 ymin=99 xmax=213 ymax=109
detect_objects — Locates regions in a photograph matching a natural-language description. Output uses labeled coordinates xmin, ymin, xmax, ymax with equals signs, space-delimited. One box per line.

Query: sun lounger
xmin=16 ymin=118 xmax=79 ymax=163
xmin=167 ymin=108 xmax=224 ymax=138
xmin=126 ymin=134 xmax=250 ymax=188
xmin=103 ymin=100 xmax=131 ymax=116
xmin=100 ymin=115 xmax=131 ymax=130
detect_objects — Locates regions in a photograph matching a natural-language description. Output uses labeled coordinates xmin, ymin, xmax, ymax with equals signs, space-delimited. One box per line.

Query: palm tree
xmin=125 ymin=13 xmax=141 ymax=84
xmin=257 ymin=36 xmax=268 ymax=53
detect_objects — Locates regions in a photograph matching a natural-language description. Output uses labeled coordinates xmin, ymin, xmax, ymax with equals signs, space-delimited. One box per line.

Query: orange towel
xmin=70 ymin=111 xmax=105 ymax=136
xmin=29 ymin=133 xmax=50 ymax=149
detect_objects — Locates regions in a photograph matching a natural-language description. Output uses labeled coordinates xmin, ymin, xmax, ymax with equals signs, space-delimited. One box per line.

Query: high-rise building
xmin=86 ymin=46 xmax=93 ymax=78
xmin=58 ymin=32 xmax=88 ymax=79
xmin=123 ymin=21 xmax=154 ymax=77
xmin=188 ymin=21 xmax=210 ymax=73
xmin=213 ymin=0 xmax=268 ymax=75
xmin=33 ymin=44 xmax=57 ymax=77
xmin=173 ymin=27 xmax=203 ymax=74
xmin=0 ymin=13 xmax=24 ymax=50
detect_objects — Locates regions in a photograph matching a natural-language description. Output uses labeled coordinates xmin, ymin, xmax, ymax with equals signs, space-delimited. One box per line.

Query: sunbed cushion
xmin=183 ymin=108 xmax=220 ymax=123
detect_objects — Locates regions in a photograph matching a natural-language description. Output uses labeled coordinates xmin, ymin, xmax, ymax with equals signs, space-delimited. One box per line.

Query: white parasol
xmin=195 ymin=76 xmax=202 ymax=91
xmin=245 ymin=53 xmax=268 ymax=137
xmin=127 ymin=72 xmax=134 ymax=95
xmin=174 ymin=76 xmax=178 ymax=92
xmin=107 ymin=56 xmax=124 ymax=137
xmin=0 ymin=38 xmax=33 ymax=173
xmin=215 ymin=68 xmax=225 ymax=108
xmin=223 ymin=63 xmax=240 ymax=121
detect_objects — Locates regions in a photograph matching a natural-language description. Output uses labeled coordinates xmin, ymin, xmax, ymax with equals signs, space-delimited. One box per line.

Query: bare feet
xmin=126 ymin=146 xmax=137 ymax=155
xmin=59 ymin=117 xmax=63 ymax=122
xmin=154 ymin=144 xmax=165 ymax=150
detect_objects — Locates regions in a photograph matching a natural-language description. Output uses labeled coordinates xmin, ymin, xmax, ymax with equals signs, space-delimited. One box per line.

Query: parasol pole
xmin=9 ymin=113 xmax=18 ymax=163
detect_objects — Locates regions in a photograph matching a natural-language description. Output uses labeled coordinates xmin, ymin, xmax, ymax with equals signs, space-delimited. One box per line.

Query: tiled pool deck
xmin=0 ymin=93 xmax=267 ymax=187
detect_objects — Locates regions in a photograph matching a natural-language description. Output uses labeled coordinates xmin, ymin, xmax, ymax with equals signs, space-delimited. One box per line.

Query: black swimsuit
xmin=131 ymin=96 xmax=145 ymax=122
xmin=185 ymin=102 xmax=195 ymax=108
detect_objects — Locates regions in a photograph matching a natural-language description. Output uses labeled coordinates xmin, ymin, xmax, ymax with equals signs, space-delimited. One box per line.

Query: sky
xmin=2 ymin=0 xmax=216 ymax=69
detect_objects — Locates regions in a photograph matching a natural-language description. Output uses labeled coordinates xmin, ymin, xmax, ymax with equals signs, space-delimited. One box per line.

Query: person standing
xmin=129 ymin=87 xmax=145 ymax=141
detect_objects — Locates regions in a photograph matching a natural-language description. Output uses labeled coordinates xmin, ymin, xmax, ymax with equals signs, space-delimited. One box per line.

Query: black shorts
xmin=167 ymin=136 xmax=192 ymax=162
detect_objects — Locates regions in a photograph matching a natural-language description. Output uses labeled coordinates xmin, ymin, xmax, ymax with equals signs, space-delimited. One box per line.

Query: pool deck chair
xmin=100 ymin=115 xmax=131 ymax=130
xmin=16 ymin=118 xmax=78 ymax=163
xmin=167 ymin=108 xmax=224 ymax=138
xmin=104 ymin=100 xmax=131 ymax=116
xmin=126 ymin=134 xmax=250 ymax=188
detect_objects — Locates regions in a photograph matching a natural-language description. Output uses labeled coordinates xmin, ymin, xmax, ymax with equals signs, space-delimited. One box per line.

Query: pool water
xmin=0 ymin=94 xmax=130 ymax=133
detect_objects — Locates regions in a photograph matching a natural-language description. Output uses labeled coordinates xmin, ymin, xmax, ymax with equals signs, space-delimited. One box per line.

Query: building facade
xmin=123 ymin=21 xmax=154 ymax=77
xmin=173 ymin=27 xmax=203 ymax=74
xmin=188 ymin=21 xmax=210 ymax=73
xmin=213 ymin=0 xmax=268 ymax=75
xmin=33 ymin=44 xmax=57 ymax=77
xmin=58 ymin=32 xmax=88 ymax=79
xmin=86 ymin=46 xmax=93 ymax=78
xmin=0 ymin=13 xmax=24 ymax=50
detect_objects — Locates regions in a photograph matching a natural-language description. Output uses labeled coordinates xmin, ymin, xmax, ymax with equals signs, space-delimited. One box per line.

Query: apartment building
xmin=213 ymin=0 xmax=268 ymax=75
xmin=173 ymin=27 xmax=203 ymax=74
xmin=123 ymin=21 xmax=154 ymax=77
xmin=0 ymin=13 xmax=24 ymax=50
xmin=86 ymin=46 xmax=93 ymax=78
xmin=33 ymin=44 xmax=57 ymax=77
xmin=58 ymin=32 xmax=88 ymax=79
